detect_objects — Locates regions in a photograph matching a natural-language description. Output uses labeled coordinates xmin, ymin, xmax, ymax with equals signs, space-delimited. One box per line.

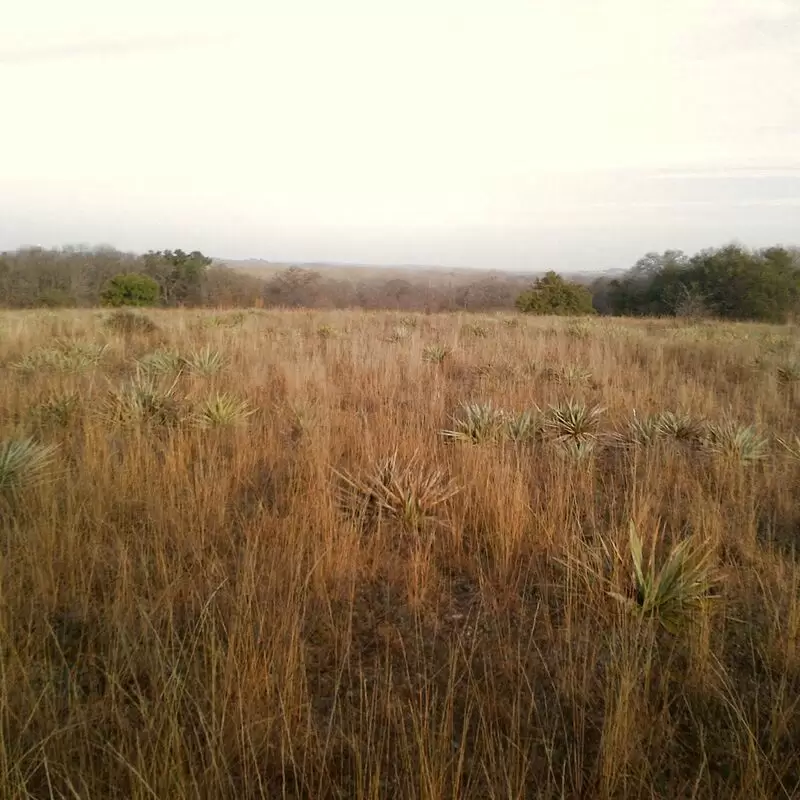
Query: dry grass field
xmin=1 ymin=308 xmax=799 ymax=799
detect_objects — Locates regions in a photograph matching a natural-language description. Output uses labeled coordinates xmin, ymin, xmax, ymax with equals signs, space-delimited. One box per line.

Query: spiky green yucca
xmin=612 ymin=524 xmax=716 ymax=634
xmin=182 ymin=346 xmax=226 ymax=376
xmin=106 ymin=375 xmax=182 ymax=427
xmin=0 ymin=438 xmax=59 ymax=495
xmin=387 ymin=325 xmax=412 ymax=343
xmin=545 ymin=401 xmax=604 ymax=442
xmin=704 ymin=419 xmax=768 ymax=465
xmin=137 ymin=349 xmax=183 ymax=375
xmin=13 ymin=342 xmax=107 ymax=373
xmin=776 ymin=434 xmax=800 ymax=461
xmin=398 ymin=315 xmax=418 ymax=329
xmin=32 ymin=393 xmax=80 ymax=428
xmin=422 ymin=344 xmax=451 ymax=364
xmin=502 ymin=409 xmax=542 ymax=443
xmin=441 ymin=402 xmax=507 ymax=444
xmin=462 ymin=323 xmax=489 ymax=338
xmin=104 ymin=309 xmax=157 ymax=335
xmin=656 ymin=410 xmax=706 ymax=443
xmin=547 ymin=365 xmax=592 ymax=386
xmin=335 ymin=451 xmax=460 ymax=532
xmin=777 ymin=362 xmax=800 ymax=385
xmin=554 ymin=438 xmax=596 ymax=461
xmin=194 ymin=393 xmax=254 ymax=428
xmin=622 ymin=411 xmax=663 ymax=447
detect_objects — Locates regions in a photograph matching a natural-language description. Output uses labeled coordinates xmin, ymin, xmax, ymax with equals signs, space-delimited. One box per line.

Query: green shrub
xmin=516 ymin=272 xmax=595 ymax=316
xmin=101 ymin=273 xmax=160 ymax=307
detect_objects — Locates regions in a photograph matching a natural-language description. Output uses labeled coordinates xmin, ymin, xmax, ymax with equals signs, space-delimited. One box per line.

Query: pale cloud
xmin=0 ymin=34 xmax=226 ymax=64
xmin=1 ymin=0 xmax=798 ymax=270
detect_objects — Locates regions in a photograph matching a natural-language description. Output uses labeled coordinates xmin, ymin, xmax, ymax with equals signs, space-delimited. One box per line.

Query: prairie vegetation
xmin=1 ymin=308 xmax=799 ymax=799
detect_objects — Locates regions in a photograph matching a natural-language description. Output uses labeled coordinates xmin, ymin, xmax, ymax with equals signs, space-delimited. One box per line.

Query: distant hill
xmin=217 ymin=258 xmax=544 ymax=286
xmin=217 ymin=258 xmax=610 ymax=287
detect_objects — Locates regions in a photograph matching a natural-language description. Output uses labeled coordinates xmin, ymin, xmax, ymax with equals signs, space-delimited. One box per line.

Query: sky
xmin=1 ymin=0 xmax=798 ymax=272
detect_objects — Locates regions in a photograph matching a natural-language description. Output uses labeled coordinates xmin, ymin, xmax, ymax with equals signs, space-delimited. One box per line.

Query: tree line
xmin=1 ymin=242 xmax=799 ymax=321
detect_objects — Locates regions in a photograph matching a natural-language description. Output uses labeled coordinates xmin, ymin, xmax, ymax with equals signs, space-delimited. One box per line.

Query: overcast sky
xmin=1 ymin=0 xmax=798 ymax=271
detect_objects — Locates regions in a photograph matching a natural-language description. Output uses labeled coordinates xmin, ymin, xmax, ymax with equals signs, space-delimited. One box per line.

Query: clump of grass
xmin=13 ymin=341 xmax=108 ymax=373
xmin=656 ymin=410 xmax=706 ymax=444
xmin=398 ymin=315 xmax=418 ymax=329
xmin=0 ymin=438 xmax=59 ymax=496
xmin=553 ymin=438 xmax=597 ymax=461
xmin=334 ymin=451 xmax=460 ymax=532
xmin=566 ymin=320 xmax=592 ymax=339
xmin=545 ymin=364 xmax=593 ymax=386
xmin=501 ymin=409 xmax=542 ymax=443
xmin=618 ymin=411 xmax=663 ymax=447
xmin=182 ymin=346 xmax=226 ymax=376
xmin=316 ymin=325 xmax=336 ymax=340
xmin=104 ymin=309 xmax=158 ymax=336
xmin=105 ymin=374 xmax=183 ymax=427
xmin=209 ymin=312 xmax=246 ymax=328
xmin=704 ymin=419 xmax=769 ymax=465
xmin=31 ymin=392 xmax=80 ymax=429
xmin=194 ymin=392 xmax=254 ymax=428
xmin=387 ymin=325 xmax=412 ymax=343
xmin=422 ymin=344 xmax=451 ymax=364
xmin=612 ymin=523 xmax=717 ymax=635
xmin=776 ymin=434 xmax=800 ymax=461
xmin=462 ymin=323 xmax=489 ymax=338
xmin=545 ymin=400 xmax=604 ymax=442
xmin=136 ymin=349 xmax=183 ymax=376
xmin=441 ymin=402 xmax=507 ymax=444
xmin=777 ymin=361 xmax=800 ymax=385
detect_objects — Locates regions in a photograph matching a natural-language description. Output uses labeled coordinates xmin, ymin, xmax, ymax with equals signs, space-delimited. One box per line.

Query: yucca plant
xmin=441 ymin=402 xmax=507 ymax=444
xmin=334 ymin=451 xmax=460 ymax=532
xmin=136 ymin=349 xmax=183 ymax=376
xmin=656 ymin=410 xmax=706 ymax=444
xmin=12 ymin=342 xmax=108 ymax=373
xmin=502 ymin=409 xmax=542 ymax=443
xmin=566 ymin=321 xmax=591 ymax=340
xmin=398 ymin=315 xmax=418 ymax=329
xmin=545 ymin=400 xmax=604 ymax=442
xmin=704 ymin=419 xmax=768 ymax=465
xmin=611 ymin=523 xmax=717 ymax=634
xmin=182 ymin=346 xmax=226 ymax=376
xmin=548 ymin=365 xmax=592 ymax=386
xmin=462 ymin=323 xmax=489 ymax=338
xmin=194 ymin=392 xmax=254 ymax=428
xmin=387 ymin=325 xmax=412 ymax=343
xmin=422 ymin=344 xmax=451 ymax=364
xmin=209 ymin=311 xmax=246 ymax=328
xmin=0 ymin=438 xmax=59 ymax=495
xmin=776 ymin=434 xmax=800 ymax=461
xmin=105 ymin=374 xmax=183 ymax=427
xmin=104 ymin=310 xmax=158 ymax=335
xmin=12 ymin=348 xmax=67 ymax=372
xmin=777 ymin=361 xmax=800 ymax=385
xmin=59 ymin=341 xmax=108 ymax=370
xmin=553 ymin=438 xmax=597 ymax=461
xmin=31 ymin=392 xmax=80 ymax=429
xmin=619 ymin=411 xmax=663 ymax=447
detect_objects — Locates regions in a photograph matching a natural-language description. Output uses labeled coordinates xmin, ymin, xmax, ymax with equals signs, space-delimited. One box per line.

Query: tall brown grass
xmin=0 ymin=308 xmax=799 ymax=798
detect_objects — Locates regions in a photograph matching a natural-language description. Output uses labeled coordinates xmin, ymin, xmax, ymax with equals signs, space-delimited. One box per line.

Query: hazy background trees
xmin=1 ymin=242 xmax=798 ymax=321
